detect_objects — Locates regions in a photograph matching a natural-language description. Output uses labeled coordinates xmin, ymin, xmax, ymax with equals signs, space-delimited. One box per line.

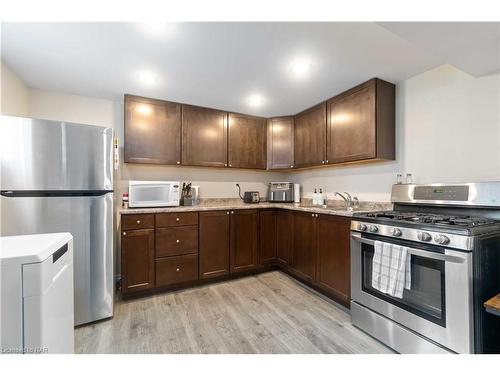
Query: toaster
xmin=268 ymin=182 xmax=294 ymax=203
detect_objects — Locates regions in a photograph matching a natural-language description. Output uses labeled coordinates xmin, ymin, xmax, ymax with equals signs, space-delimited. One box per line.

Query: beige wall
xmin=1 ymin=61 xmax=29 ymax=116
xmin=3 ymin=62 xmax=500 ymax=204
xmin=3 ymin=62 xmax=500 ymax=278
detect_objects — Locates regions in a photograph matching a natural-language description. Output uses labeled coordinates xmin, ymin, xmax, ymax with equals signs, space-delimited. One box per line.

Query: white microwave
xmin=128 ymin=181 xmax=180 ymax=208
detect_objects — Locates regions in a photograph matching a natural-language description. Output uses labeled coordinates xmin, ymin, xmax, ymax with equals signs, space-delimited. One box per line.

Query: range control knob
xmin=417 ymin=231 xmax=432 ymax=242
xmin=392 ymin=228 xmax=402 ymax=237
xmin=434 ymin=234 xmax=450 ymax=245
xmin=357 ymin=223 xmax=367 ymax=231
xmin=368 ymin=225 xmax=379 ymax=233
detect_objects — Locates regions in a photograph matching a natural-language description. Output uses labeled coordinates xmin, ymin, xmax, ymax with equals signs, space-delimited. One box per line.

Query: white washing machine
xmin=1 ymin=232 xmax=74 ymax=354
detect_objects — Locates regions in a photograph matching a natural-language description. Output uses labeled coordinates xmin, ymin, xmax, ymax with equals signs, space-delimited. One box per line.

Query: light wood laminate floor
xmin=75 ymin=271 xmax=393 ymax=354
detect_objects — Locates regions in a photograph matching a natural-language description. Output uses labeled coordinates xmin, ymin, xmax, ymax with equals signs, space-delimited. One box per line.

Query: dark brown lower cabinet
xmin=230 ymin=209 xmax=259 ymax=273
xmin=199 ymin=211 xmax=230 ymax=279
xmin=121 ymin=229 xmax=155 ymax=294
xmin=276 ymin=210 xmax=293 ymax=266
xmin=291 ymin=211 xmax=318 ymax=282
xmin=155 ymin=254 xmax=199 ymax=287
xmin=259 ymin=210 xmax=276 ymax=265
xmin=121 ymin=209 xmax=351 ymax=308
xmin=317 ymin=215 xmax=351 ymax=306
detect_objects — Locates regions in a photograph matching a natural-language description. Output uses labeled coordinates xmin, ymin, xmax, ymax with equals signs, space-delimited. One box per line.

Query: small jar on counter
xmin=122 ymin=193 xmax=129 ymax=209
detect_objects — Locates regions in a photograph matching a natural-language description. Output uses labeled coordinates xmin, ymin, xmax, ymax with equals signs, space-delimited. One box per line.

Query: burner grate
xmin=363 ymin=211 xmax=496 ymax=228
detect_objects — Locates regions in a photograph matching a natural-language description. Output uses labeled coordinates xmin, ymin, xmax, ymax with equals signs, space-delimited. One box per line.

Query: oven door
xmin=351 ymin=232 xmax=473 ymax=353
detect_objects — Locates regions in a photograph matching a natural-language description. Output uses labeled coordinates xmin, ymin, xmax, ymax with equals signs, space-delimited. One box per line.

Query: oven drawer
xmin=122 ymin=214 xmax=154 ymax=230
xmin=156 ymin=226 xmax=198 ymax=257
xmin=155 ymin=254 xmax=198 ymax=287
xmin=156 ymin=212 xmax=198 ymax=228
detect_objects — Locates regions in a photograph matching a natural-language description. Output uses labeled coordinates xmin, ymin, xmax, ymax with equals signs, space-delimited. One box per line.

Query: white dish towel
xmin=372 ymin=241 xmax=411 ymax=299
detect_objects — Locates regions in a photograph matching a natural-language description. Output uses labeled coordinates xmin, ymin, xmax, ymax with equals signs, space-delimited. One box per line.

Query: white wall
xmin=1 ymin=61 xmax=29 ymax=116
xmin=289 ymin=65 xmax=500 ymax=202
xmin=4 ymin=62 xmax=499 ymax=204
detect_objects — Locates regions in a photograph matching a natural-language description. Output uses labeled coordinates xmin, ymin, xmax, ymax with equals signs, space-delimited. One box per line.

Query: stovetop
xmin=354 ymin=210 xmax=500 ymax=235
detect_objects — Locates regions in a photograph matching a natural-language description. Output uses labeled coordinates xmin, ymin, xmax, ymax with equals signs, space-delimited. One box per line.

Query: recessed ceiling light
xmin=247 ymin=94 xmax=264 ymax=108
xmin=139 ymin=22 xmax=176 ymax=37
xmin=289 ymin=57 xmax=313 ymax=79
xmin=136 ymin=70 xmax=158 ymax=86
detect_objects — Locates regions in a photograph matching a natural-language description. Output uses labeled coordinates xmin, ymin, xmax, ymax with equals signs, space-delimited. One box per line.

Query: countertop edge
xmin=119 ymin=202 xmax=387 ymax=217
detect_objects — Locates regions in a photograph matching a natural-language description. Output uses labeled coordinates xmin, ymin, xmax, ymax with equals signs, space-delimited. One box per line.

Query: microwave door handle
xmin=350 ymin=234 xmax=465 ymax=264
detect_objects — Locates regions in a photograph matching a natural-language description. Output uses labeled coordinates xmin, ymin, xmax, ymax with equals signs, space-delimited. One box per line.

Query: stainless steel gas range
xmin=350 ymin=182 xmax=500 ymax=354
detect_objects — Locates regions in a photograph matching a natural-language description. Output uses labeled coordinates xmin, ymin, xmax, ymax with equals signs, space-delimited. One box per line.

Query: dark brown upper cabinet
xmin=293 ymin=102 xmax=327 ymax=168
xmin=124 ymin=95 xmax=181 ymax=165
xmin=327 ymin=78 xmax=395 ymax=164
xmin=267 ymin=116 xmax=294 ymax=170
xmin=228 ymin=113 xmax=267 ymax=169
xmin=182 ymin=105 xmax=228 ymax=167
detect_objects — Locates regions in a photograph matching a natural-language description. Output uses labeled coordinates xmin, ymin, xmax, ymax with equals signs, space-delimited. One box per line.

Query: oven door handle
xmin=351 ymin=234 xmax=465 ymax=263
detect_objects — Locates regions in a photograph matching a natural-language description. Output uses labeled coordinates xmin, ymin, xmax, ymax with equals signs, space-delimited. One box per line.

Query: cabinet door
xmin=124 ymin=95 xmax=181 ymax=165
xmin=228 ymin=113 xmax=267 ymax=169
xmin=327 ymin=80 xmax=376 ymax=163
xmin=294 ymin=102 xmax=326 ymax=168
xmin=230 ymin=209 xmax=259 ymax=273
xmin=292 ymin=211 xmax=317 ymax=282
xmin=121 ymin=229 xmax=155 ymax=294
xmin=276 ymin=210 xmax=293 ymax=266
xmin=259 ymin=209 xmax=276 ymax=265
xmin=199 ymin=211 xmax=230 ymax=279
xmin=267 ymin=117 xmax=294 ymax=169
xmin=317 ymin=215 xmax=351 ymax=306
xmin=182 ymin=105 xmax=228 ymax=167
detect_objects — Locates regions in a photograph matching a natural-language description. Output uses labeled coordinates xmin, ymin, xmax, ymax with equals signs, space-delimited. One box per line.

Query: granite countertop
xmin=119 ymin=198 xmax=392 ymax=217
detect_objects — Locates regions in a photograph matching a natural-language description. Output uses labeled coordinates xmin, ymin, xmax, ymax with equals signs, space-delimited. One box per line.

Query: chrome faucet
xmin=335 ymin=192 xmax=359 ymax=211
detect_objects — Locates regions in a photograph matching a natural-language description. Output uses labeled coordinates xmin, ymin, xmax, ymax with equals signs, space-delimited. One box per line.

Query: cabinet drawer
xmin=155 ymin=254 xmax=198 ymax=287
xmin=122 ymin=214 xmax=154 ymax=230
xmin=156 ymin=226 xmax=198 ymax=257
xmin=156 ymin=212 xmax=198 ymax=228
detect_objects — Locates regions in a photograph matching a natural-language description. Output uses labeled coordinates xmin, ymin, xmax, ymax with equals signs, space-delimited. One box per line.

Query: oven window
xmin=361 ymin=243 xmax=446 ymax=327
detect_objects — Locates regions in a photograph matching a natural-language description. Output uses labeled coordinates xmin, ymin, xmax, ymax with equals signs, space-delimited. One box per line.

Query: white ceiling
xmin=1 ymin=22 xmax=498 ymax=117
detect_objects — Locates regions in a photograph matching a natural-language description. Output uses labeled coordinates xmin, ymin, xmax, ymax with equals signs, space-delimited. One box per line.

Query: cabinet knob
xmin=123 ymin=232 xmax=126 ymax=236
xmin=231 ymin=211 xmax=234 ymax=214
xmin=326 ymin=160 xmax=329 ymax=163
xmin=224 ymin=163 xmax=227 ymax=167
xmin=229 ymin=164 xmax=232 ymax=167
xmin=176 ymin=268 xmax=180 ymax=272
xmin=176 ymin=217 xmax=180 ymax=222
xmin=311 ymin=213 xmax=314 ymax=217
xmin=321 ymin=160 xmax=325 ymax=164
xmin=226 ymin=211 xmax=230 ymax=215
xmin=176 ymin=239 xmax=180 ymax=244
xmin=290 ymin=165 xmax=294 ymax=168
xmin=136 ymin=220 xmax=141 ymax=224
xmin=176 ymin=161 xmax=180 ymax=165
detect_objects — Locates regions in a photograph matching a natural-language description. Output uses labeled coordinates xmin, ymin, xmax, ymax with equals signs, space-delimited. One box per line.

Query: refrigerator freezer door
xmin=0 ymin=193 xmax=114 ymax=325
xmin=0 ymin=116 xmax=113 ymax=191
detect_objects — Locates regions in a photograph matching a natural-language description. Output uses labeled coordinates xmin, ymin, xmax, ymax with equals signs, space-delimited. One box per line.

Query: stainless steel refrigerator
xmin=1 ymin=115 xmax=114 ymax=326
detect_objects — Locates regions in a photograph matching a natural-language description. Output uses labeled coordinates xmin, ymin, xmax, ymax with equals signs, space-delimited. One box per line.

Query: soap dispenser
xmin=313 ymin=188 xmax=318 ymax=206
